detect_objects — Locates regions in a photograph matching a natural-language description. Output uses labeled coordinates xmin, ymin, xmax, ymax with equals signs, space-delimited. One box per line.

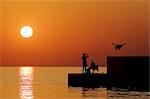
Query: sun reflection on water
xmin=19 ymin=67 xmax=33 ymax=99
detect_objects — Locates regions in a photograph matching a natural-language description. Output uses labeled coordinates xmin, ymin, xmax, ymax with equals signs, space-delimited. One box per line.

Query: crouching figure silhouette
xmin=88 ymin=60 xmax=99 ymax=74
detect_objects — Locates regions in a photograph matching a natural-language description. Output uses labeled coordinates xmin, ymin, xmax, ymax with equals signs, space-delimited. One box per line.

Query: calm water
xmin=0 ymin=66 xmax=149 ymax=99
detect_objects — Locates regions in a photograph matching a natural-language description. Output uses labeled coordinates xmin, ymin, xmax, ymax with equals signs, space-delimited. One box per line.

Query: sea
xmin=0 ymin=66 xmax=149 ymax=99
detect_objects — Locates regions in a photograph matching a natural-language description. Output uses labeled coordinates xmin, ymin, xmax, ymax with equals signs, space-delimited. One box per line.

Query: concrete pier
xmin=107 ymin=56 xmax=149 ymax=91
xmin=68 ymin=56 xmax=149 ymax=91
xmin=68 ymin=73 xmax=107 ymax=88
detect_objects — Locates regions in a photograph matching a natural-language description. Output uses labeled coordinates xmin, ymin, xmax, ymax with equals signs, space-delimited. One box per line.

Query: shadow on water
xmin=107 ymin=89 xmax=150 ymax=99
xmin=68 ymin=87 xmax=107 ymax=98
xmin=82 ymin=88 xmax=107 ymax=98
xmin=68 ymin=87 xmax=150 ymax=99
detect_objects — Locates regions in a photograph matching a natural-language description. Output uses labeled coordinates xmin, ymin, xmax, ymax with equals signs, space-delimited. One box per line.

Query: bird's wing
xmin=122 ymin=43 xmax=127 ymax=46
xmin=112 ymin=43 xmax=116 ymax=45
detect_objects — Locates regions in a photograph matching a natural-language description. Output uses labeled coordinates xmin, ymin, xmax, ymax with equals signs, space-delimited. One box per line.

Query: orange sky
xmin=0 ymin=0 xmax=149 ymax=66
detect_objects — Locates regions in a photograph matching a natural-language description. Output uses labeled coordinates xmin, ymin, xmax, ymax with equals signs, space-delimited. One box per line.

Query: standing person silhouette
xmin=82 ymin=53 xmax=89 ymax=73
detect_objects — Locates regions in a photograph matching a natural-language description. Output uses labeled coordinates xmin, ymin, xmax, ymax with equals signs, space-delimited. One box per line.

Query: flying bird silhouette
xmin=112 ymin=43 xmax=126 ymax=50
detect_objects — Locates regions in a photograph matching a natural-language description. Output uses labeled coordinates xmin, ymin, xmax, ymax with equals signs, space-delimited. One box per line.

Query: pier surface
xmin=68 ymin=73 xmax=107 ymax=88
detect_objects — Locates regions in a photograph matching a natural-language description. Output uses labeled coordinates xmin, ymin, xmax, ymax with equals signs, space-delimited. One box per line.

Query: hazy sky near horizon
xmin=0 ymin=0 xmax=149 ymax=66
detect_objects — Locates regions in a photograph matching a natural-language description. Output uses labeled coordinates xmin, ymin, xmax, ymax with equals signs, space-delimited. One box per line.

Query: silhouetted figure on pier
xmin=82 ymin=53 xmax=89 ymax=73
xmin=89 ymin=60 xmax=99 ymax=73
xmin=112 ymin=43 xmax=126 ymax=50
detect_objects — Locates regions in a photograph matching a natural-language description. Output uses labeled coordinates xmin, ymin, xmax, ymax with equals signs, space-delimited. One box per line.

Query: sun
xmin=20 ymin=26 xmax=33 ymax=38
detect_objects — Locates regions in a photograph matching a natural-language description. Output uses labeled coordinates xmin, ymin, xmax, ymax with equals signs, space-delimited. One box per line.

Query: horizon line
xmin=0 ymin=65 xmax=107 ymax=67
